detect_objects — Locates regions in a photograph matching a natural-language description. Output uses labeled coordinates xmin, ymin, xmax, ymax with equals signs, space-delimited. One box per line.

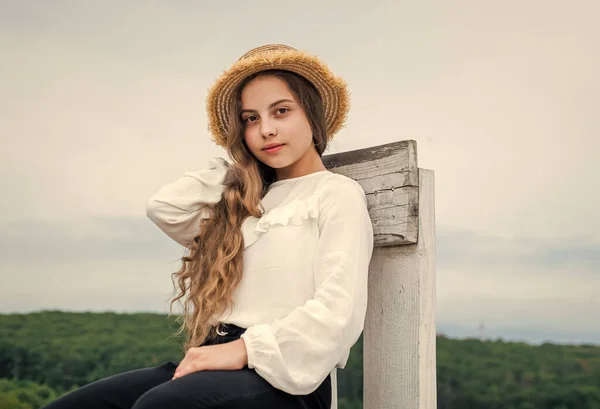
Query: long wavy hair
xmin=169 ymin=70 xmax=329 ymax=351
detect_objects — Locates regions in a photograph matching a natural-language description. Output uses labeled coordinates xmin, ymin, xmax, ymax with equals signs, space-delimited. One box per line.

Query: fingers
xmin=173 ymin=361 xmax=197 ymax=379
xmin=173 ymin=348 xmax=203 ymax=380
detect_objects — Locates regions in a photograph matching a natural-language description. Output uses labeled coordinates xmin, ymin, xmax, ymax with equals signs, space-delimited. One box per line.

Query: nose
xmin=260 ymin=117 xmax=277 ymax=138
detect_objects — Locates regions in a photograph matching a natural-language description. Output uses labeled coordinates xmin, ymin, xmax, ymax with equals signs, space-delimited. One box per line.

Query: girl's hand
xmin=172 ymin=338 xmax=248 ymax=379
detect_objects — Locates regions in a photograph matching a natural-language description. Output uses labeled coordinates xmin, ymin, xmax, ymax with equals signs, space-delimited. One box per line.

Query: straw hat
xmin=206 ymin=44 xmax=350 ymax=148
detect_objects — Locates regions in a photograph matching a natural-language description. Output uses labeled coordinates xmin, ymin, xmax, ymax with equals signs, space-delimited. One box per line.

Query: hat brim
xmin=206 ymin=49 xmax=350 ymax=148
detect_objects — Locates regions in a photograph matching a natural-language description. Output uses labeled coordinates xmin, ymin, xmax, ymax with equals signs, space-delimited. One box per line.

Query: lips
xmin=263 ymin=144 xmax=284 ymax=150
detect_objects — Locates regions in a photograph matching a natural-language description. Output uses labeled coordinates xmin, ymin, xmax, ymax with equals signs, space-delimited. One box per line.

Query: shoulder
xmin=311 ymin=173 xmax=372 ymax=236
xmin=314 ymin=173 xmax=368 ymax=215
xmin=318 ymin=173 xmax=367 ymax=201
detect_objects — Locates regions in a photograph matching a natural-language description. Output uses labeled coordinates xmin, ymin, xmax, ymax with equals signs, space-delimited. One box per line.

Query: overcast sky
xmin=1 ymin=1 xmax=598 ymax=345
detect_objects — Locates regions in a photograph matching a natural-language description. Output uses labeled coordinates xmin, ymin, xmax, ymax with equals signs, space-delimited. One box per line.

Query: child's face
xmin=240 ymin=75 xmax=314 ymax=172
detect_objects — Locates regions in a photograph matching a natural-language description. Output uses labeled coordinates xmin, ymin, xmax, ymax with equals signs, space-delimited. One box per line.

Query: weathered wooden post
xmin=322 ymin=139 xmax=436 ymax=409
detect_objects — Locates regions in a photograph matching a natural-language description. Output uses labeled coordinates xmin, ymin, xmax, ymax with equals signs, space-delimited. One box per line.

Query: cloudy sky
xmin=1 ymin=1 xmax=598 ymax=345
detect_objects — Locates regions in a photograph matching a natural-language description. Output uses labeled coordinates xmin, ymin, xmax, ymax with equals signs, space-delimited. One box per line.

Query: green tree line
xmin=1 ymin=311 xmax=598 ymax=409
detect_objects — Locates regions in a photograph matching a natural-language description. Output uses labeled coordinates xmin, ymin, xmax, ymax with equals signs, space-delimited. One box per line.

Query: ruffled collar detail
xmin=241 ymin=192 xmax=321 ymax=249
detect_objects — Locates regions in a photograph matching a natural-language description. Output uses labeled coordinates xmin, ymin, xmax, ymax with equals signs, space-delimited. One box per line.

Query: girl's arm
xmin=146 ymin=157 xmax=230 ymax=248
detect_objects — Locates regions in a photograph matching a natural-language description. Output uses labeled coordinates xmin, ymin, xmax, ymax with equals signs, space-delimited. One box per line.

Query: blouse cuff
xmin=241 ymin=324 xmax=274 ymax=371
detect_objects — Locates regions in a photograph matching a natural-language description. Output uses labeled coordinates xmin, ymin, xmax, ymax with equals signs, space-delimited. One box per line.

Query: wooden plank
xmin=363 ymin=168 xmax=437 ymax=409
xmin=330 ymin=369 xmax=337 ymax=409
xmin=418 ymin=169 xmax=437 ymax=409
xmin=322 ymin=140 xmax=419 ymax=246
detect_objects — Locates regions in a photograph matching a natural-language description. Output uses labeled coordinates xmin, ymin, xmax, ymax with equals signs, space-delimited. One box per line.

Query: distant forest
xmin=1 ymin=311 xmax=598 ymax=409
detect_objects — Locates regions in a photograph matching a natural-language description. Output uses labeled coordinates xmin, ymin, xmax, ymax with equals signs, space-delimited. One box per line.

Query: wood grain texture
xmin=363 ymin=168 xmax=437 ymax=409
xmin=418 ymin=169 xmax=437 ymax=409
xmin=330 ymin=369 xmax=337 ymax=409
xmin=322 ymin=140 xmax=419 ymax=246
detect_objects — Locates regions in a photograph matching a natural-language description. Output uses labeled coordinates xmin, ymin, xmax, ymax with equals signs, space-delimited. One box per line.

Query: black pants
xmin=42 ymin=324 xmax=331 ymax=409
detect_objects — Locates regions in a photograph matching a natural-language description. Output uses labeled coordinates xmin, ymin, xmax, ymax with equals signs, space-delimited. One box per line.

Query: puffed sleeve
xmin=240 ymin=177 xmax=374 ymax=395
xmin=146 ymin=157 xmax=230 ymax=248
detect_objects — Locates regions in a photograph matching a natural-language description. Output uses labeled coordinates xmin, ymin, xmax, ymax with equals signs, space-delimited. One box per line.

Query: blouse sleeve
xmin=146 ymin=157 xmax=230 ymax=248
xmin=240 ymin=178 xmax=374 ymax=395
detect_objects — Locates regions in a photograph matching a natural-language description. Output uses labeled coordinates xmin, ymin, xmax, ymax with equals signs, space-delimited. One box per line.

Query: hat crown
xmin=238 ymin=44 xmax=297 ymax=61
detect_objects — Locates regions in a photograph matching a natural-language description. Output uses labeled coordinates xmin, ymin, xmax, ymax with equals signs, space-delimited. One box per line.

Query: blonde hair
xmin=169 ymin=70 xmax=329 ymax=351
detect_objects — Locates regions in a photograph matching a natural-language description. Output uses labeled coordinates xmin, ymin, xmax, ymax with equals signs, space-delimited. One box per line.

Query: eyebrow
xmin=240 ymin=98 xmax=295 ymax=115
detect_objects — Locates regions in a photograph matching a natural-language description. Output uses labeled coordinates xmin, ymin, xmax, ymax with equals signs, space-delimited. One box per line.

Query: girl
xmin=43 ymin=44 xmax=374 ymax=409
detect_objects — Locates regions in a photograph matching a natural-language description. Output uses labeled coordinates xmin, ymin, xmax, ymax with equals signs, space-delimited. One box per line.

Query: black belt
xmin=203 ymin=323 xmax=247 ymax=346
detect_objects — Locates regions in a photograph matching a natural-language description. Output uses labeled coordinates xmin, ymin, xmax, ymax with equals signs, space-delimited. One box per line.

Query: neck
xmin=274 ymin=149 xmax=326 ymax=182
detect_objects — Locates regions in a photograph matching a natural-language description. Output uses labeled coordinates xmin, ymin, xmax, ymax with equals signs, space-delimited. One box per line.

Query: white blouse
xmin=146 ymin=157 xmax=374 ymax=395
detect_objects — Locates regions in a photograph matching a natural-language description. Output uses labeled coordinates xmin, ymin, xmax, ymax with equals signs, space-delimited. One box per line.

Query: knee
xmin=132 ymin=385 xmax=189 ymax=409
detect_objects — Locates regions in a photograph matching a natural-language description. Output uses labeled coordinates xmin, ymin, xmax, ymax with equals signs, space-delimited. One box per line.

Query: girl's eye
xmin=276 ymin=107 xmax=289 ymax=115
xmin=244 ymin=115 xmax=258 ymax=123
